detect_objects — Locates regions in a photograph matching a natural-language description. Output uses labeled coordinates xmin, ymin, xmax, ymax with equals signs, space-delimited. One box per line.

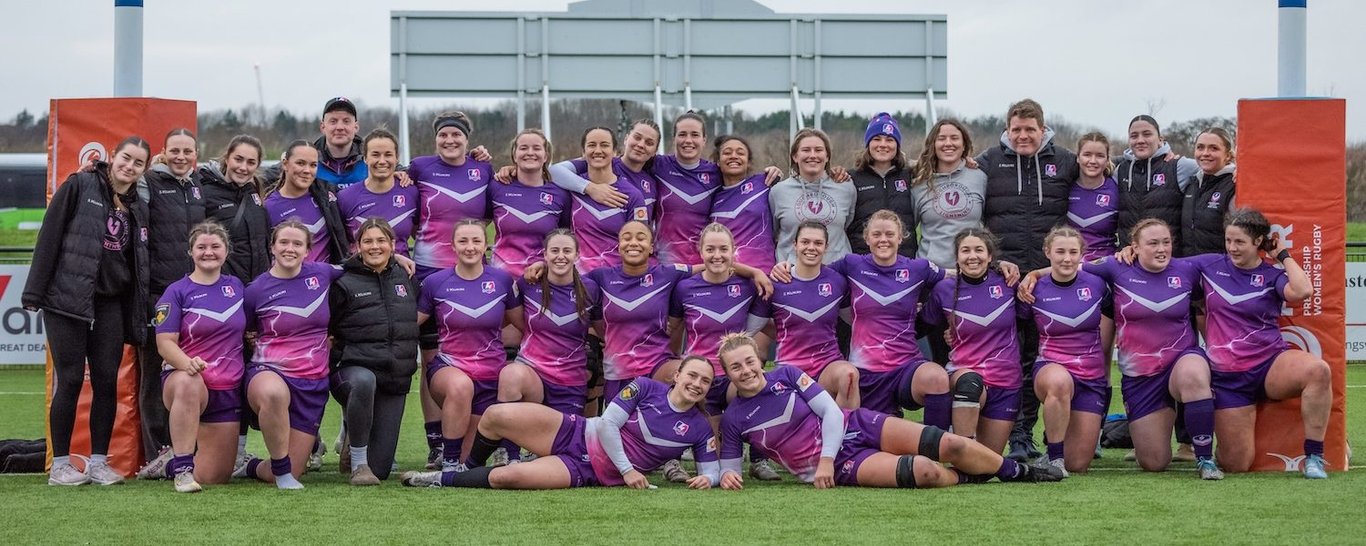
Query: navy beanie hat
xmin=864 ymin=112 xmax=902 ymax=148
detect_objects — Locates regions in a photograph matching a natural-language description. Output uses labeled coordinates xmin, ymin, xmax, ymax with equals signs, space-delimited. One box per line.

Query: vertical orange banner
xmin=43 ymin=97 xmax=197 ymax=476
xmin=1236 ymin=98 xmax=1348 ymax=472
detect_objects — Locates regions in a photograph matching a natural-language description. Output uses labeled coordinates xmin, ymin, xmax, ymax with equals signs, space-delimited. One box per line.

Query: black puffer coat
xmin=329 ymin=254 xmax=419 ymax=395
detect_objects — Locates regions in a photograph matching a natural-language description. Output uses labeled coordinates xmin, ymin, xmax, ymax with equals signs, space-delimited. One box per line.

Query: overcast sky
xmin=3 ymin=0 xmax=1361 ymax=140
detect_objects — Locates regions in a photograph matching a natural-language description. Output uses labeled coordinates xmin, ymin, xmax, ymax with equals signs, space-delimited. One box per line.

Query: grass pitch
xmin=0 ymin=366 xmax=1362 ymax=545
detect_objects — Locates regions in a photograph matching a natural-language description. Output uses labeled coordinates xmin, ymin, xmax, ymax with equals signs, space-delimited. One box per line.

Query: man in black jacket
xmin=975 ymin=99 xmax=1078 ymax=462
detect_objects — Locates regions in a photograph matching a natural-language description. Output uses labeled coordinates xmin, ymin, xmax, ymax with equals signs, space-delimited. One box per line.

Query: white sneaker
xmin=173 ymin=470 xmax=202 ymax=493
xmin=232 ymin=452 xmax=256 ymax=479
xmin=662 ymin=459 xmax=690 ymax=483
xmin=490 ymin=447 xmax=509 ymax=468
xmin=48 ymin=462 xmax=90 ymax=486
xmin=307 ymin=441 xmax=326 ymax=472
xmin=401 ymin=470 xmax=443 ymax=488
xmin=442 ymin=461 xmax=469 ymax=473
xmin=136 ymin=447 xmax=173 ymax=480
xmin=1049 ymin=458 xmax=1070 ymax=479
xmin=87 ymin=462 xmax=126 ymax=485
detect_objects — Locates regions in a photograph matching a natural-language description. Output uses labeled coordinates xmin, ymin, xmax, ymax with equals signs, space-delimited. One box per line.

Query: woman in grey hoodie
xmin=769 ymin=128 xmax=857 ymax=265
xmin=910 ymin=119 xmax=987 ymax=366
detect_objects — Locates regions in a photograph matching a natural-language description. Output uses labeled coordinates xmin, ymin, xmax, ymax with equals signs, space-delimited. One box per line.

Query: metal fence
xmin=1349 ymin=242 xmax=1366 ymax=263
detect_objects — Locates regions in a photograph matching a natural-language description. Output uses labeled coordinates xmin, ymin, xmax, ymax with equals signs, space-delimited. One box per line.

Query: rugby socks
xmin=1185 ymin=398 xmax=1216 ymax=460
xmin=425 ymin=422 xmax=442 ymax=450
xmin=466 ymin=432 xmax=501 ymax=468
xmin=269 ymin=456 xmax=303 ymax=489
xmin=246 ymin=458 xmax=264 ymax=481
xmin=502 ymin=439 xmax=522 ymax=463
xmin=1305 ymin=439 xmax=1325 ymax=457
xmin=440 ymin=465 xmax=493 ymax=488
xmin=168 ymin=454 xmax=195 ymax=478
xmin=351 ymin=445 xmax=369 ymax=470
xmin=923 ymin=393 xmax=952 ymax=430
xmin=994 ymin=458 xmax=1023 ymax=480
xmin=1046 ymin=441 xmax=1064 ymax=462
xmin=441 ymin=437 xmax=463 ymax=470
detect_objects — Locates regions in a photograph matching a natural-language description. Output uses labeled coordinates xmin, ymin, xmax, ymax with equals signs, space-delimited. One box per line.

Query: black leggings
xmin=331 ymin=366 xmax=406 ymax=480
xmin=138 ymin=323 xmax=171 ymax=459
xmin=45 ymin=297 xmax=126 ymax=458
xmin=1011 ymin=317 xmax=1041 ymax=444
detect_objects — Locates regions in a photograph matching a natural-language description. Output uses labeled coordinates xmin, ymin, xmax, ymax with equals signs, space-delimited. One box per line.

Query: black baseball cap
xmin=323 ymin=96 xmax=357 ymax=117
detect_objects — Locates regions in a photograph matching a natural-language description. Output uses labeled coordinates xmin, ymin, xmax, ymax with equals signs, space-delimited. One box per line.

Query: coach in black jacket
xmin=329 ymin=220 xmax=418 ymax=483
xmin=975 ymin=99 xmax=1078 ymax=462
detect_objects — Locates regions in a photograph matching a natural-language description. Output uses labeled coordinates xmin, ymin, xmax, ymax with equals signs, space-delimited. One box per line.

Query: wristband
xmin=1276 ymin=249 xmax=1291 ymax=262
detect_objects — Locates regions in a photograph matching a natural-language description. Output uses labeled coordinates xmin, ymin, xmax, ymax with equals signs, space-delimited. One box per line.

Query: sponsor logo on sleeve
xmin=797 ymin=373 xmax=813 ymax=389
xmin=153 ymin=303 xmax=169 ymax=326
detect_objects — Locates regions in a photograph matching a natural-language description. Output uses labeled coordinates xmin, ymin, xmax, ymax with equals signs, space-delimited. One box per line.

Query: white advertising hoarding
xmin=0 ymin=264 xmax=46 ymax=365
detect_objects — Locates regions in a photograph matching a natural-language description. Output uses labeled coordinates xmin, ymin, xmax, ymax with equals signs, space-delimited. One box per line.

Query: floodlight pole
xmin=542 ymin=85 xmax=552 ymax=142
xmin=399 ymin=83 xmax=410 ymax=164
xmin=926 ymin=88 xmax=938 ymax=125
xmin=113 ymin=0 xmax=143 ymax=97
xmin=789 ymin=85 xmax=801 ymax=141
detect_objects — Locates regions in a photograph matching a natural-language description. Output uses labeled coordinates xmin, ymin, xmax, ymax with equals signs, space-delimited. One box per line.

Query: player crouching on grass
xmin=715 ymin=333 xmax=1064 ymax=489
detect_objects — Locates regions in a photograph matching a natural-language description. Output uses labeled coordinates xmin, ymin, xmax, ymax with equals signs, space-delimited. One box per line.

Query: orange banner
xmin=1236 ymin=98 xmax=1348 ymax=472
xmin=43 ymin=97 xmax=197 ymax=476
xmin=46 ymin=97 xmax=196 ymax=198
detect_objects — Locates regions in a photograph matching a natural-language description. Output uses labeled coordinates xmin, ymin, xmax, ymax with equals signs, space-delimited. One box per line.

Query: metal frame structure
xmin=390 ymin=1 xmax=946 ymax=161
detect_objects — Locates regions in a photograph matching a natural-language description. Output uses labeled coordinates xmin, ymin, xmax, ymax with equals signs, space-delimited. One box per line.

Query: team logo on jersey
xmin=395 ymin=284 xmax=408 ymax=297
xmin=989 ymin=285 xmax=1003 ymax=299
xmin=895 ymin=269 xmax=909 ymax=283
xmin=140 ymin=227 xmax=148 ymax=242
xmin=153 ymin=303 xmax=169 ymax=326
xmin=1208 ymin=192 xmax=1222 ymax=209
xmin=705 ymin=437 xmax=717 ymax=453
xmin=619 ymin=382 xmax=639 ymax=400
xmin=797 ymin=373 xmax=814 ymax=389
xmin=481 ymin=281 xmax=496 ymax=294
xmin=742 ymin=182 xmax=753 ymax=193
xmin=818 ymin=283 xmax=832 ymax=297
xmin=770 ymin=381 xmax=787 ymax=395
xmin=1152 ymin=173 xmax=1166 ymax=186
xmin=393 ymin=195 xmax=407 ymax=207
xmin=894 ymin=179 xmax=907 ymax=192
xmin=191 ymin=187 xmax=201 ymax=200
xmin=1045 ymin=164 xmax=1058 ymax=177
xmin=222 ymin=285 xmax=236 ymax=298
xmin=673 ymin=421 xmax=690 ymax=436
xmin=1077 ymin=287 xmax=1092 ymax=301
xmin=641 ymin=180 xmax=651 ymax=193
xmin=539 ymin=192 xmax=554 ymax=205
xmin=305 ymin=276 xmax=320 ymax=290
xmin=642 ymin=274 xmax=654 ymax=288
xmin=728 ymin=284 xmax=741 ymax=298
xmin=1096 ymin=194 xmax=1111 ymax=207
xmin=1251 ymin=274 xmax=1265 ymax=287
xmin=700 ymin=173 xmax=711 ymax=184
xmin=1168 ymin=276 xmax=1182 ymax=289
xmin=633 ymin=207 xmax=649 ymax=221
xmin=468 ymin=168 xmax=482 ymax=181
xmin=252 ymin=194 xmax=262 ymax=206
xmin=842 ymin=460 xmax=855 ymax=474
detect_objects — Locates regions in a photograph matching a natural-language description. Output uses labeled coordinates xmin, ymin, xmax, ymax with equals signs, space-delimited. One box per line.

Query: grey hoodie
xmin=911 ymin=160 xmax=987 ymax=268
xmin=769 ymin=174 xmax=857 ymax=264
